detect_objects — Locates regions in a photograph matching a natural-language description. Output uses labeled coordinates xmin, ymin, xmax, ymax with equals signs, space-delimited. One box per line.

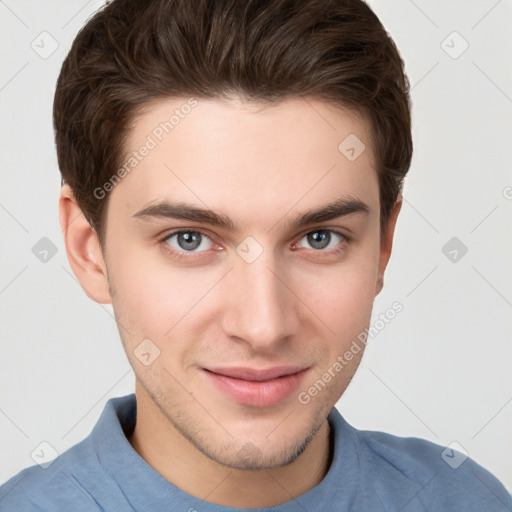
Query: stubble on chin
xmin=134 ymin=372 xmax=332 ymax=471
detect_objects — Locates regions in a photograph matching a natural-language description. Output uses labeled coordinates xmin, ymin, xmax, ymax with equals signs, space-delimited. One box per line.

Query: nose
xmin=219 ymin=250 xmax=301 ymax=352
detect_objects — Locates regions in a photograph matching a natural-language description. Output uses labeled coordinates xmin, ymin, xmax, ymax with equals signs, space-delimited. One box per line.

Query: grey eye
xmin=299 ymin=230 xmax=344 ymax=250
xmin=165 ymin=231 xmax=213 ymax=252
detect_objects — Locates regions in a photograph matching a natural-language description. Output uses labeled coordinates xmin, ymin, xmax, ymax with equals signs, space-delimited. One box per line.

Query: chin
xmin=137 ymin=369 xmax=334 ymax=470
xmin=189 ymin=408 xmax=328 ymax=471
xmin=197 ymin=432 xmax=315 ymax=471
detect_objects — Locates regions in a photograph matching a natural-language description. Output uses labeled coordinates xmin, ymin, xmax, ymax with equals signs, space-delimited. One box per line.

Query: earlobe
xmin=59 ymin=184 xmax=112 ymax=304
xmin=375 ymin=195 xmax=402 ymax=296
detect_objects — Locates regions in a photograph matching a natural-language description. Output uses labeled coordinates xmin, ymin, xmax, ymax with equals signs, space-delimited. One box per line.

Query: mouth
xmin=202 ymin=365 xmax=310 ymax=407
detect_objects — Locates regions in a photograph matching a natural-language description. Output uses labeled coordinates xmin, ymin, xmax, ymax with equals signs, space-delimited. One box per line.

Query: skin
xmin=59 ymin=95 xmax=401 ymax=508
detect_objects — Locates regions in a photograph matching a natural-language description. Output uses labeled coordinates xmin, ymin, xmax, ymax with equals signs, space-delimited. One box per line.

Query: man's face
xmin=101 ymin=95 xmax=390 ymax=469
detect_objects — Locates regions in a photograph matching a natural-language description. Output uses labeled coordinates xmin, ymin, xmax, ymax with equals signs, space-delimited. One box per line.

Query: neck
xmin=128 ymin=383 xmax=332 ymax=508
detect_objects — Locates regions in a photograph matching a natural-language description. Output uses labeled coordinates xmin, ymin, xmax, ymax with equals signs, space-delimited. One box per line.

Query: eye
xmin=297 ymin=229 xmax=347 ymax=251
xmin=163 ymin=230 xmax=214 ymax=252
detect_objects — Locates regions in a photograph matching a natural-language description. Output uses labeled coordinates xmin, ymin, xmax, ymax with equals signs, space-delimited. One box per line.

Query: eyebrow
xmin=132 ymin=196 xmax=371 ymax=231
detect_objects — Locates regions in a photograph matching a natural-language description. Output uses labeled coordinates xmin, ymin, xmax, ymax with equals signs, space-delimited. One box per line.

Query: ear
xmin=375 ymin=195 xmax=402 ymax=296
xmin=59 ymin=184 xmax=112 ymax=304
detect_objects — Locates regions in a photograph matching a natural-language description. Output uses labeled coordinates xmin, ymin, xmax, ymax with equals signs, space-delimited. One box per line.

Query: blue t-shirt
xmin=1 ymin=394 xmax=511 ymax=511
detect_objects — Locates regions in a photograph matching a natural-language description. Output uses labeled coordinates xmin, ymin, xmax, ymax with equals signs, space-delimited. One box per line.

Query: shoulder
xmin=1 ymin=439 xmax=84 ymax=511
xmin=0 ymin=394 xmax=137 ymax=512
xmin=354 ymin=424 xmax=512 ymax=510
xmin=1 ymin=395 xmax=136 ymax=512
xmin=0 ymin=437 xmax=119 ymax=512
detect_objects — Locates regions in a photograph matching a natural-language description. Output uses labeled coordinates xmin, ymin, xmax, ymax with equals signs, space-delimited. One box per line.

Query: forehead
xmin=109 ymin=95 xmax=379 ymax=228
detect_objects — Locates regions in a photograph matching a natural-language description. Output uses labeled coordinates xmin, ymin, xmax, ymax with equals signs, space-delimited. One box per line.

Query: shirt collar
xmin=91 ymin=393 xmax=360 ymax=511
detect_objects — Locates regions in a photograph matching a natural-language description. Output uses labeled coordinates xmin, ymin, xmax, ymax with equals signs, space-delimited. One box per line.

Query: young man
xmin=1 ymin=0 xmax=510 ymax=510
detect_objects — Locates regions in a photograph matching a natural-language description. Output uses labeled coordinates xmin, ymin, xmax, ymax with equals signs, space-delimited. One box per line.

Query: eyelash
xmin=158 ymin=228 xmax=350 ymax=260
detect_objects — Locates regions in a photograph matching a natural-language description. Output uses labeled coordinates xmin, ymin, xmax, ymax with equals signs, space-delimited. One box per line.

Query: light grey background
xmin=1 ymin=0 xmax=511 ymax=491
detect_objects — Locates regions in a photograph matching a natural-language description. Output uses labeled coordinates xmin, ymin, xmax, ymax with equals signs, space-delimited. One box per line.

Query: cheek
xmin=294 ymin=255 xmax=379 ymax=336
xmin=106 ymin=242 xmax=170 ymax=338
xmin=108 ymin=248 xmax=220 ymax=345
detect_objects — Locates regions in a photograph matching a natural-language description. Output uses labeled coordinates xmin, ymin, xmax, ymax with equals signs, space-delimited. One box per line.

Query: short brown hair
xmin=54 ymin=0 xmax=412 ymax=246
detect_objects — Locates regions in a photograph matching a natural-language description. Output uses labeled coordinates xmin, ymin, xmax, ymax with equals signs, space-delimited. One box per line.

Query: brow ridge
xmin=132 ymin=196 xmax=371 ymax=231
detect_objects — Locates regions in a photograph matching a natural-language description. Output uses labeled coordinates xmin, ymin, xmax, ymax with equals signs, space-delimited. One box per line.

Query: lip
xmin=202 ymin=366 xmax=309 ymax=407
